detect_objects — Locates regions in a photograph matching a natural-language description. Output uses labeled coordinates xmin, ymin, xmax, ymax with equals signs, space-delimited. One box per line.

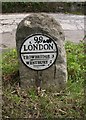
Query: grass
xmin=1 ymin=49 xmax=19 ymax=85
xmin=1 ymin=41 xmax=86 ymax=119
xmin=1 ymin=49 xmax=18 ymax=75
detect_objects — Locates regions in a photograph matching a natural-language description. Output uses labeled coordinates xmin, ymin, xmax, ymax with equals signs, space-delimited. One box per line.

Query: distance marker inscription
xmin=20 ymin=33 xmax=58 ymax=70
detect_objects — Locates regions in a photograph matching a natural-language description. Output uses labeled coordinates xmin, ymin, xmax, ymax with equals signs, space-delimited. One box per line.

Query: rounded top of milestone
xmin=20 ymin=33 xmax=58 ymax=70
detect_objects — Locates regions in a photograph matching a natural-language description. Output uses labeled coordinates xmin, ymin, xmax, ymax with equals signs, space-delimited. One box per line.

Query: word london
xmin=23 ymin=43 xmax=54 ymax=51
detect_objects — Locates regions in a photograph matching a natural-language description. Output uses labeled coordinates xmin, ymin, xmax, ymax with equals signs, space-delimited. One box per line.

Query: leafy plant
xmin=65 ymin=41 xmax=85 ymax=82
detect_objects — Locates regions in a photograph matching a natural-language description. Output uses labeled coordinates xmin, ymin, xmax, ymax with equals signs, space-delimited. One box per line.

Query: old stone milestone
xmin=16 ymin=13 xmax=67 ymax=92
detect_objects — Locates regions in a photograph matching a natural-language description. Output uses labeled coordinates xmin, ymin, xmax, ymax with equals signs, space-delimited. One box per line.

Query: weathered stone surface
xmin=16 ymin=13 xmax=67 ymax=92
